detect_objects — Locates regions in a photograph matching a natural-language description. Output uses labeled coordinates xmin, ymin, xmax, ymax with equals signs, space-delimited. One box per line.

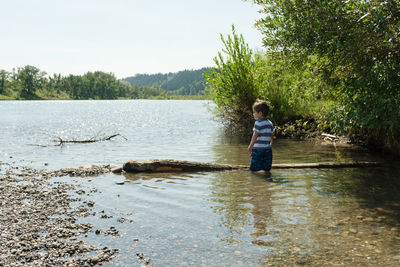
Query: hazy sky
xmin=1 ymin=0 xmax=264 ymax=78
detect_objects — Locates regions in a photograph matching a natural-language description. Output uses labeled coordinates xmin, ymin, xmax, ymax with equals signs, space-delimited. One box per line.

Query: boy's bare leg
xmin=264 ymin=170 xmax=272 ymax=179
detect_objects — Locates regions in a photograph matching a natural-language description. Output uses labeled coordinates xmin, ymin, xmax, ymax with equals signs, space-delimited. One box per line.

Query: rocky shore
xmin=0 ymin=163 xmax=120 ymax=266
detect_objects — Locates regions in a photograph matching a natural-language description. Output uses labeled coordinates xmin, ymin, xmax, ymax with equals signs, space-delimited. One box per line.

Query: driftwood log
xmin=122 ymin=159 xmax=379 ymax=173
xmin=123 ymin=160 xmax=245 ymax=172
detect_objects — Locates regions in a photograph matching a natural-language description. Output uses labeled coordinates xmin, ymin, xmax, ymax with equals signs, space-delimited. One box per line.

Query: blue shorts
xmin=250 ymin=149 xmax=273 ymax=171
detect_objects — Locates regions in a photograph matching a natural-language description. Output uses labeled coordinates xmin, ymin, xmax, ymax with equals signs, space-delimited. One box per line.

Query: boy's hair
xmin=252 ymin=100 xmax=270 ymax=117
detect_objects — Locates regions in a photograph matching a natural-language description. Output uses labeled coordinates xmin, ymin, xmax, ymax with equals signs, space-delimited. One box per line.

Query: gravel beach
xmin=0 ymin=162 xmax=119 ymax=266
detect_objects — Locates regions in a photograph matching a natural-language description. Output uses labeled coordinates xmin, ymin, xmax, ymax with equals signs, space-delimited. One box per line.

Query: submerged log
xmin=122 ymin=159 xmax=379 ymax=173
xmin=123 ymin=160 xmax=246 ymax=173
xmin=272 ymin=162 xmax=379 ymax=169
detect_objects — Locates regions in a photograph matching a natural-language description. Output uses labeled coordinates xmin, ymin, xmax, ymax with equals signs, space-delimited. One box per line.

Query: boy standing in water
xmin=248 ymin=100 xmax=274 ymax=172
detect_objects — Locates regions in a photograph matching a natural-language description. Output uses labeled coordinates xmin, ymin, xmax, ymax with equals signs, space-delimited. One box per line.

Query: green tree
xmin=116 ymin=80 xmax=134 ymax=98
xmin=63 ymin=75 xmax=83 ymax=99
xmin=0 ymin=70 xmax=10 ymax=95
xmin=205 ymin=25 xmax=259 ymax=133
xmin=255 ymin=53 xmax=332 ymax=124
xmin=16 ymin=65 xmax=46 ymax=98
xmin=253 ymin=0 xmax=400 ymax=149
xmin=123 ymin=68 xmax=210 ymax=96
xmin=48 ymin=74 xmax=63 ymax=94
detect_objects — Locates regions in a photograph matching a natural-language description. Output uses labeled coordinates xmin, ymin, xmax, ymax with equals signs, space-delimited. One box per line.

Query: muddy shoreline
xmin=0 ymin=163 xmax=125 ymax=266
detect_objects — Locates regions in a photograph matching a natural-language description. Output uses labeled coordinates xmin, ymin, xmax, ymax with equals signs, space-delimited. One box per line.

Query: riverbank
xmin=0 ymin=163 xmax=122 ymax=266
xmin=274 ymin=118 xmax=400 ymax=157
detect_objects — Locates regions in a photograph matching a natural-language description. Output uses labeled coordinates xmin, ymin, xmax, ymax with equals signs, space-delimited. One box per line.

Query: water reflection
xmin=207 ymin=165 xmax=400 ymax=265
xmin=208 ymin=137 xmax=400 ymax=265
xmin=209 ymin=171 xmax=253 ymax=243
xmin=248 ymin=172 xmax=273 ymax=243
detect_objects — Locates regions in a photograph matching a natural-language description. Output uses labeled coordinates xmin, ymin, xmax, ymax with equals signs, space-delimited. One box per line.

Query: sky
xmin=0 ymin=0 xmax=264 ymax=79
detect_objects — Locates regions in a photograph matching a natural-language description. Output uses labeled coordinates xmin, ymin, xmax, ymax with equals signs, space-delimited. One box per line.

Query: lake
xmin=1 ymin=100 xmax=400 ymax=266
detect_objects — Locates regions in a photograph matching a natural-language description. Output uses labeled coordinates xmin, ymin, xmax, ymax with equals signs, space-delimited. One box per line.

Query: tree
xmin=16 ymin=65 xmax=46 ymax=98
xmin=253 ymin=0 xmax=400 ymax=148
xmin=0 ymin=70 xmax=10 ymax=95
xmin=63 ymin=75 xmax=83 ymax=99
xmin=205 ymin=25 xmax=259 ymax=132
xmin=81 ymin=71 xmax=119 ymax=99
xmin=123 ymin=68 xmax=210 ymax=96
xmin=48 ymin=73 xmax=63 ymax=94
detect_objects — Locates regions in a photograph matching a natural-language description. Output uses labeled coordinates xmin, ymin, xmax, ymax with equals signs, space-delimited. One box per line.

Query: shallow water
xmin=1 ymin=100 xmax=400 ymax=266
xmin=0 ymin=100 xmax=220 ymax=169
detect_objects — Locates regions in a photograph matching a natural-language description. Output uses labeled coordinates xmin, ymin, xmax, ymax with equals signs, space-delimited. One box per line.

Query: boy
xmin=248 ymin=100 xmax=274 ymax=172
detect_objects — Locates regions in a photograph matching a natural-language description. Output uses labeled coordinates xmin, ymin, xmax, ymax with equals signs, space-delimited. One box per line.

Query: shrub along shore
xmin=205 ymin=1 xmax=400 ymax=156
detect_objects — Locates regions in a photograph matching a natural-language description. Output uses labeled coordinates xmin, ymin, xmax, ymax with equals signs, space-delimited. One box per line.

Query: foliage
xmin=61 ymin=71 xmax=121 ymax=99
xmin=16 ymin=65 xmax=47 ymax=99
xmin=0 ymin=70 xmax=9 ymax=95
xmin=205 ymin=26 xmax=330 ymax=133
xmin=0 ymin=66 xmax=208 ymax=100
xmin=256 ymin=53 xmax=333 ymax=123
xmin=123 ymin=67 xmax=210 ymax=95
xmin=253 ymin=0 xmax=400 ymax=150
xmin=204 ymin=26 xmax=259 ymax=133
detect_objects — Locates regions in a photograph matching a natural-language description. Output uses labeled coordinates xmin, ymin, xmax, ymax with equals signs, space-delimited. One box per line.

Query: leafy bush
xmin=204 ymin=26 xmax=259 ymax=133
xmin=205 ymin=27 xmax=330 ymax=133
xmin=253 ymin=0 xmax=400 ymax=151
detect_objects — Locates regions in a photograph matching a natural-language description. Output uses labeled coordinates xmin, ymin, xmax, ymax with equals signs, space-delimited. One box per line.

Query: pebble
xmin=137 ymin=252 xmax=144 ymax=259
xmin=376 ymin=208 xmax=395 ymax=215
xmin=349 ymin=228 xmax=358 ymax=234
xmin=117 ymin=217 xmax=127 ymax=223
xmin=91 ymin=256 xmax=100 ymax=264
xmin=0 ymin=163 xmax=119 ymax=266
xmin=111 ymin=166 xmax=123 ymax=174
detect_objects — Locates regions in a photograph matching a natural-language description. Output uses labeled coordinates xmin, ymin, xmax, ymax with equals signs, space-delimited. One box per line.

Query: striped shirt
xmin=253 ymin=118 xmax=274 ymax=150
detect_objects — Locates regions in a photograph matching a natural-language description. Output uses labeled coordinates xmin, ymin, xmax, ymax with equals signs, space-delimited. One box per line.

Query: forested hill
xmin=122 ymin=67 xmax=210 ymax=95
xmin=0 ymin=65 xmax=211 ymax=100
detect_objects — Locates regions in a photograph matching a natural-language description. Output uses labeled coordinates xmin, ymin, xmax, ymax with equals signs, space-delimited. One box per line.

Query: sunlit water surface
xmin=1 ymin=100 xmax=400 ymax=266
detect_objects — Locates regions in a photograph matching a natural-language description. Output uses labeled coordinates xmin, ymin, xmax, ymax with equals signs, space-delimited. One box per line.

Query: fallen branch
xmin=54 ymin=133 xmax=127 ymax=145
xmin=122 ymin=159 xmax=380 ymax=173
xmin=321 ymin=133 xmax=339 ymax=139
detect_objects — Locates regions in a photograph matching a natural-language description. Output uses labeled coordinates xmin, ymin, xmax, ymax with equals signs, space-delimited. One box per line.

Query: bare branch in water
xmin=53 ymin=133 xmax=128 ymax=146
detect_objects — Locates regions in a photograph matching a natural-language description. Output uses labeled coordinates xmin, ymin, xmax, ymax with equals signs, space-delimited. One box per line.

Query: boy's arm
xmin=270 ymin=132 xmax=274 ymax=147
xmin=248 ymin=130 xmax=259 ymax=153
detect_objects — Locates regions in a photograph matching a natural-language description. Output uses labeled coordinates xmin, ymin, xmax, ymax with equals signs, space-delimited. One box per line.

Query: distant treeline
xmin=122 ymin=67 xmax=210 ymax=95
xmin=0 ymin=66 xmax=209 ymax=100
